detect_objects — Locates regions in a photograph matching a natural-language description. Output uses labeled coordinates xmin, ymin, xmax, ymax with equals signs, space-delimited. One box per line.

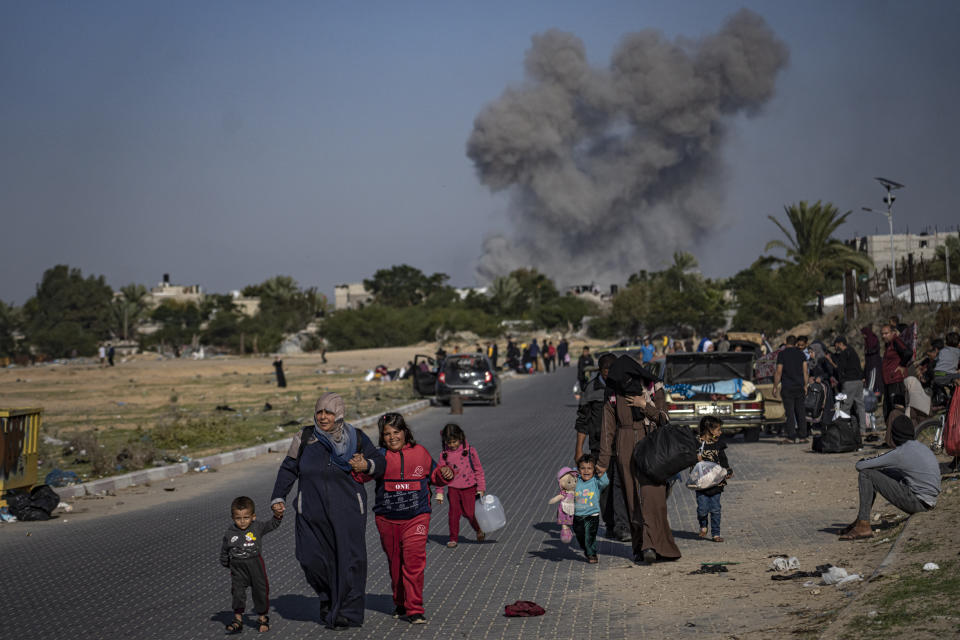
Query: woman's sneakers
xmin=408 ymin=614 xmax=427 ymax=625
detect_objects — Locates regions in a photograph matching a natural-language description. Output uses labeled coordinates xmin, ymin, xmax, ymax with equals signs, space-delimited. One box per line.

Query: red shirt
xmin=882 ymin=336 xmax=911 ymax=384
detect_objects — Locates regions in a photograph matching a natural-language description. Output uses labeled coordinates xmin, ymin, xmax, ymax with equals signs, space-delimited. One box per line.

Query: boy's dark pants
xmin=696 ymin=492 xmax=722 ymax=538
xmin=572 ymin=514 xmax=599 ymax=557
xmin=230 ymin=556 xmax=270 ymax=615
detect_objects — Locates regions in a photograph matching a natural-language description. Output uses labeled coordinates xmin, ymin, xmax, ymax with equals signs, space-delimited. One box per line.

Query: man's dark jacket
xmin=575 ymin=374 xmax=607 ymax=453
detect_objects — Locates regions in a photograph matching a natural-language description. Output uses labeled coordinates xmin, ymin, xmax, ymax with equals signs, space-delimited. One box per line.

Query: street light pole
xmin=861 ymin=176 xmax=904 ymax=299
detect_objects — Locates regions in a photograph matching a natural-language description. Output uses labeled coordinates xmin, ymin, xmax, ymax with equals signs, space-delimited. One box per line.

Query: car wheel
xmin=743 ymin=427 xmax=761 ymax=442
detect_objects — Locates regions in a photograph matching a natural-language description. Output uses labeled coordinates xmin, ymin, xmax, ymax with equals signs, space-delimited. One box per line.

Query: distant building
xmin=454 ymin=286 xmax=488 ymax=300
xmin=334 ymin=282 xmax=373 ymax=310
xmin=853 ymin=230 xmax=959 ymax=272
xmin=147 ymin=274 xmax=203 ymax=307
xmin=229 ymin=290 xmax=260 ymax=317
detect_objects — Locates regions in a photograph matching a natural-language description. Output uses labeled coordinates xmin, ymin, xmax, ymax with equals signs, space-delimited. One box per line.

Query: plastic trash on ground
xmin=822 ymin=566 xmax=862 ymax=586
xmin=475 ymin=494 xmax=506 ymax=533
xmin=770 ymin=556 xmax=801 ymax=572
xmin=922 ymin=562 xmax=939 ymax=571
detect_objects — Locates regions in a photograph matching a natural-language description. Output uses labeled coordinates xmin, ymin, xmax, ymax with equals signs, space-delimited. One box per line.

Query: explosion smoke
xmin=466 ymin=9 xmax=788 ymax=286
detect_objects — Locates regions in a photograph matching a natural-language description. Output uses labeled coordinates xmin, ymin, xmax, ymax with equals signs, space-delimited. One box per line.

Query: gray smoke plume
xmin=466 ymin=9 xmax=788 ymax=286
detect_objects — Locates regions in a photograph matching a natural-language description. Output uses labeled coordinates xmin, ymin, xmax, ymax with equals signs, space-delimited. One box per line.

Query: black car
xmin=412 ymin=353 xmax=501 ymax=406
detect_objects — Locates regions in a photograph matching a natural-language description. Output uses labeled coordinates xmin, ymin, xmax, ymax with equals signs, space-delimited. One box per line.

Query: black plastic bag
xmin=632 ymin=424 xmax=700 ymax=484
xmin=813 ymin=418 xmax=858 ymax=453
xmin=29 ymin=485 xmax=60 ymax=515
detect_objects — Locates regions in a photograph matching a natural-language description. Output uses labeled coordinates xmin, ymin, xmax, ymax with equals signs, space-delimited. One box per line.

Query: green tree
xmin=363 ymin=265 xmax=452 ymax=308
xmin=244 ymin=276 xmax=323 ymax=335
xmin=765 ymin=201 xmax=873 ymax=279
xmin=111 ymin=283 xmax=150 ymax=340
xmin=149 ymin=300 xmax=203 ymax=346
xmin=23 ymin=265 xmax=114 ymax=357
xmin=0 ymin=301 xmax=22 ymax=357
xmin=728 ymin=260 xmax=812 ymax=334
xmin=488 ymin=275 xmax=522 ymax=315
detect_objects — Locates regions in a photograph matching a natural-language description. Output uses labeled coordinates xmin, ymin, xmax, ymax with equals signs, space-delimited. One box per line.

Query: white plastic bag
xmin=686 ymin=461 xmax=727 ymax=490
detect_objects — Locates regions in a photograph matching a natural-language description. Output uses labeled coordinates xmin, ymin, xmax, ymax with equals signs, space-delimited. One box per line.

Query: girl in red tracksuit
xmin=434 ymin=423 xmax=486 ymax=548
xmin=352 ymin=412 xmax=453 ymax=625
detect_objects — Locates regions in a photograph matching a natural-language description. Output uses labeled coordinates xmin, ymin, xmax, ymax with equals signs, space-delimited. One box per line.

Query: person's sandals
xmin=408 ymin=614 xmax=427 ymax=625
xmin=587 ymin=555 xmax=598 ymax=564
xmin=778 ymin=438 xmax=799 ymax=445
xmin=642 ymin=548 xmax=657 ymax=564
xmin=392 ymin=606 xmax=406 ymax=619
xmin=225 ymin=617 xmax=243 ymax=634
xmin=476 ymin=530 xmax=486 ymax=543
xmin=257 ymin=616 xmax=269 ymax=633
xmin=712 ymin=536 xmax=724 ymax=543
xmin=698 ymin=528 xmax=708 ymax=539
xmin=446 ymin=541 xmax=458 ymax=548
xmin=839 ymin=529 xmax=873 ymax=540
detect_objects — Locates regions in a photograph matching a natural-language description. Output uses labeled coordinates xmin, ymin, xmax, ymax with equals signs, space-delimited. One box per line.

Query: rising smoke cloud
xmin=466 ymin=9 xmax=788 ymax=287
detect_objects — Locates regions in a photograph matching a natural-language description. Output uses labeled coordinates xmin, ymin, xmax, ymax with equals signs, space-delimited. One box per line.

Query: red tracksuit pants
xmin=375 ymin=513 xmax=430 ymax=615
xmin=447 ymin=486 xmax=481 ymax=542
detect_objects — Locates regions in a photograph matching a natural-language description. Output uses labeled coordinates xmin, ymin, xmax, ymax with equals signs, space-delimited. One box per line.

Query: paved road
xmin=0 ymin=368 xmax=858 ymax=639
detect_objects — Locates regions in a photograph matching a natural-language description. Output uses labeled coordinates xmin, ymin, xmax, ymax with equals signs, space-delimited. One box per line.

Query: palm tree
xmin=765 ymin=201 xmax=874 ymax=277
xmin=112 ymin=283 xmax=150 ymax=340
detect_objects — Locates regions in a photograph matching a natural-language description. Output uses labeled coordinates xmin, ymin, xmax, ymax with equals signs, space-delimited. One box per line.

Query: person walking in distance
xmin=577 ymin=346 xmax=595 ymax=391
xmin=273 ymin=357 xmax=287 ymax=388
xmin=773 ymin=335 xmax=809 ymax=444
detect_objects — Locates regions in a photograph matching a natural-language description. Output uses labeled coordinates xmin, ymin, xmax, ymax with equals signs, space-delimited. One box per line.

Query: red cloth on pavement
xmin=504 ymin=601 xmax=546 ymax=617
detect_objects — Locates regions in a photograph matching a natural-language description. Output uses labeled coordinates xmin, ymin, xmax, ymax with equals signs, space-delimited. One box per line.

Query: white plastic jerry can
xmin=474 ymin=494 xmax=506 ymax=533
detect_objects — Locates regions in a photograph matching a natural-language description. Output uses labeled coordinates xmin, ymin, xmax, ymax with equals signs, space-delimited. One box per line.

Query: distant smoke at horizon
xmin=466 ymin=8 xmax=788 ymax=287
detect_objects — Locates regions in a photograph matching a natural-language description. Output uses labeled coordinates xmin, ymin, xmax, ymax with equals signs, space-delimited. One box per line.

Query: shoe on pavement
xmin=477 ymin=530 xmax=486 ymax=543
xmin=392 ymin=606 xmax=406 ymax=619
xmin=408 ymin=614 xmax=427 ymax=625
xmin=642 ymin=548 xmax=657 ymax=564
xmin=446 ymin=541 xmax=458 ymax=548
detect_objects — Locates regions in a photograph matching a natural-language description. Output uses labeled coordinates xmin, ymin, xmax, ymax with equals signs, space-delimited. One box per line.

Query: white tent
xmin=894 ymin=280 xmax=960 ymax=303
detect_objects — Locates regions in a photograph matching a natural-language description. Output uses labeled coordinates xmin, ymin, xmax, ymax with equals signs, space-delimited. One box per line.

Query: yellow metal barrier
xmin=1 ymin=408 xmax=43 ymax=506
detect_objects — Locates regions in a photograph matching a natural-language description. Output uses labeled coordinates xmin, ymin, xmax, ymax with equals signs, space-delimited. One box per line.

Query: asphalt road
xmin=2 ymin=367 xmax=641 ymax=639
xmin=1 ymin=366 xmax=863 ymax=639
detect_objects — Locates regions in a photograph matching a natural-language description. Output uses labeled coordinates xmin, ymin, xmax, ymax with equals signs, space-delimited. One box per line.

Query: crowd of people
xmin=218 ymin=316 xmax=957 ymax=631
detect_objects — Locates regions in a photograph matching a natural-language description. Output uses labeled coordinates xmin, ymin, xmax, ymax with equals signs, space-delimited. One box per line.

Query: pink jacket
xmin=435 ymin=443 xmax=485 ymax=496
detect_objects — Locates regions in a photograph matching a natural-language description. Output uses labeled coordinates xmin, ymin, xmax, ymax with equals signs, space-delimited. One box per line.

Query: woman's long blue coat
xmin=271 ymin=428 xmax=385 ymax=628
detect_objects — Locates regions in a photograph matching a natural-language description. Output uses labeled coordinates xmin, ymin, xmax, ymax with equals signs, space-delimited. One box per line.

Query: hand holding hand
xmin=348 ymin=453 xmax=367 ymax=473
xmin=596 ymin=466 xmax=607 ymax=476
xmin=625 ymin=394 xmax=647 ymax=408
xmin=439 ymin=465 xmax=454 ymax=481
xmin=271 ymin=502 xmax=285 ymax=518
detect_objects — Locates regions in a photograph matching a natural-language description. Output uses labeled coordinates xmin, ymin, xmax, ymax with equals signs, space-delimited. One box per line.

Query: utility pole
xmin=861 ymin=177 xmax=904 ymax=299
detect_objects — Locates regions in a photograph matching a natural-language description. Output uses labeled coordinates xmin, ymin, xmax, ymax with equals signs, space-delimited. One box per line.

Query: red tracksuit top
xmin=354 ymin=444 xmax=451 ymax=520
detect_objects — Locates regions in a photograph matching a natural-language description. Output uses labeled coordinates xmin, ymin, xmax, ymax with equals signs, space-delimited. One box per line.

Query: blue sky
xmin=2 ymin=1 xmax=958 ymax=303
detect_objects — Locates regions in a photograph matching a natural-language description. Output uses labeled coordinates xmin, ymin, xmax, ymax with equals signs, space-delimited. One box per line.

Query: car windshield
xmin=443 ymin=356 xmax=490 ymax=384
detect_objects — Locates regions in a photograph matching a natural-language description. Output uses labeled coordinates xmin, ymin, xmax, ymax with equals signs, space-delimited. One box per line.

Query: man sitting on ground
xmin=839 ymin=415 xmax=940 ymax=540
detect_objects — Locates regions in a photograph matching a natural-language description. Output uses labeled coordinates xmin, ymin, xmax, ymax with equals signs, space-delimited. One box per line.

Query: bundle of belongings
xmin=687 ymin=460 xmax=728 ymax=490
xmin=605 ymin=355 xmax=701 ymax=484
xmin=666 ymin=379 xmax=756 ymax=400
xmin=812 ymin=393 xmax=859 ymax=453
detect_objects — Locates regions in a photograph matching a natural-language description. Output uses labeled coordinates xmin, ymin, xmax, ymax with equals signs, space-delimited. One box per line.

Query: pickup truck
xmin=660 ymin=351 xmax=765 ymax=441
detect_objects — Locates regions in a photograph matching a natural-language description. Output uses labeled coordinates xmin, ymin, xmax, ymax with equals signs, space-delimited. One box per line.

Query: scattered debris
xmin=164 ymin=487 xmax=176 ymax=492
xmin=44 ymin=469 xmax=81 ymax=487
xmin=215 ymin=405 xmax=236 ymax=412
xmin=57 ymin=502 xmax=73 ymax=513
xmin=922 ymin=562 xmax=940 ymax=571
xmin=822 ymin=567 xmax=862 ymax=586
xmin=690 ymin=563 xmax=728 ymax=575
xmin=770 ymin=556 xmax=800 ymax=572
xmin=263 ymin=402 xmax=273 ymax=411
xmin=867 ymin=610 xmax=878 ymax=618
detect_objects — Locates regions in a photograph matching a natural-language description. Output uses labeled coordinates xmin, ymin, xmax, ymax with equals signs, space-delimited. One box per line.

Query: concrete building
xmin=334 ymin=282 xmax=373 ymax=310
xmin=854 ymin=230 xmax=958 ymax=272
xmin=147 ymin=274 xmax=203 ymax=307
xmin=229 ymin=291 xmax=260 ymax=317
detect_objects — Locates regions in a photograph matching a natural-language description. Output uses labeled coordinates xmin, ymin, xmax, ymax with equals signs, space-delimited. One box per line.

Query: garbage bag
xmin=30 ymin=485 xmax=61 ymax=515
xmin=813 ymin=418 xmax=858 ymax=453
xmin=44 ymin=469 xmax=80 ymax=488
xmin=632 ymin=424 xmax=700 ymax=484
xmin=686 ymin=461 xmax=726 ymax=490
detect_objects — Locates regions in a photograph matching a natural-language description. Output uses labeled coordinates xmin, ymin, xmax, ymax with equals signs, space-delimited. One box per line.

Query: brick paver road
xmin=0 ymin=369 xmax=861 ymax=639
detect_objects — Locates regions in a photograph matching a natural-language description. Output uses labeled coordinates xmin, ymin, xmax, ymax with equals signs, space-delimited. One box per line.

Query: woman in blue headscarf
xmin=271 ymin=392 xmax=385 ymax=629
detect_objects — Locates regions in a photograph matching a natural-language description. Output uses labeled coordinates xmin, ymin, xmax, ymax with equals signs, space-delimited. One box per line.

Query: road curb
xmin=52 ymin=399 xmax=430 ymax=499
